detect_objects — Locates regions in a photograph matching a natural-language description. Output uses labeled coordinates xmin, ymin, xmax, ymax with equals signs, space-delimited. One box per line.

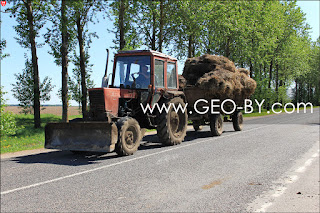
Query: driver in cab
xmin=135 ymin=65 xmax=150 ymax=88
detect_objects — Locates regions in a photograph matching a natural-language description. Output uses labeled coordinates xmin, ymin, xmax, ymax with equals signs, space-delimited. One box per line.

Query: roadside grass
xmin=242 ymin=105 xmax=318 ymax=117
xmin=1 ymin=114 xmax=81 ymax=154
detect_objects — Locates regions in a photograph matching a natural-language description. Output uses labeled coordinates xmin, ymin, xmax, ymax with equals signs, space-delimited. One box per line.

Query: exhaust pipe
xmin=102 ymin=49 xmax=110 ymax=87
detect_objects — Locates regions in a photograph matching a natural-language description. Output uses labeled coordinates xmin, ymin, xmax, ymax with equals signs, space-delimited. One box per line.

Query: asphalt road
xmin=1 ymin=108 xmax=319 ymax=212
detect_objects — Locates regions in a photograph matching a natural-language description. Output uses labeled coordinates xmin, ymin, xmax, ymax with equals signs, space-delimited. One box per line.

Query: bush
xmin=0 ymin=87 xmax=22 ymax=136
xmin=0 ymin=111 xmax=21 ymax=136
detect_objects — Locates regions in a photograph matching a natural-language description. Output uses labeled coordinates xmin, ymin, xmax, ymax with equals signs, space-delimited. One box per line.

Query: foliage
xmin=1 ymin=113 xmax=81 ymax=154
xmin=69 ymin=51 xmax=95 ymax=107
xmin=44 ymin=0 xmax=77 ymax=66
xmin=0 ymin=87 xmax=22 ymax=136
xmin=0 ymin=39 xmax=10 ymax=60
xmin=109 ymin=0 xmax=142 ymax=50
xmin=6 ymin=0 xmax=48 ymax=48
xmin=11 ymin=57 xmax=54 ymax=114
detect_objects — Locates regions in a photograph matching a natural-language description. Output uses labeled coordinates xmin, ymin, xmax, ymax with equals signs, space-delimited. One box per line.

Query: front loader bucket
xmin=45 ymin=122 xmax=118 ymax=152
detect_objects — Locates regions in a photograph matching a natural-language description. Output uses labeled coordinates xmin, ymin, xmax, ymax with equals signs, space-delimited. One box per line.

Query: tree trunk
xmin=309 ymin=85 xmax=313 ymax=103
xmin=307 ymin=83 xmax=310 ymax=102
xmin=295 ymin=80 xmax=298 ymax=104
xmin=158 ymin=0 xmax=164 ymax=52
xmin=61 ymin=0 xmax=68 ymax=122
xmin=151 ymin=10 xmax=156 ymax=50
xmin=268 ymin=59 xmax=273 ymax=89
xmin=275 ymin=62 xmax=279 ymax=101
xmin=76 ymin=14 xmax=87 ymax=119
xmin=259 ymin=64 xmax=262 ymax=81
xmin=225 ymin=36 xmax=230 ymax=58
xmin=25 ymin=0 xmax=41 ymax=128
xmin=298 ymin=82 xmax=302 ymax=102
xmin=188 ymin=35 xmax=193 ymax=58
xmin=249 ymin=60 xmax=253 ymax=79
xmin=119 ymin=0 xmax=125 ymax=50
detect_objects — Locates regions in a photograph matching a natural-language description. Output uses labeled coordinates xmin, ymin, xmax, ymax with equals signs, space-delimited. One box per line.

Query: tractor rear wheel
xmin=115 ymin=117 xmax=141 ymax=156
xmin=209 ymin=114 xmax=223 ymax=136
xmin=232 ymin=111 xmax=243 ymax=131
xmin=157 ymin=97 xmax=188 ymax=146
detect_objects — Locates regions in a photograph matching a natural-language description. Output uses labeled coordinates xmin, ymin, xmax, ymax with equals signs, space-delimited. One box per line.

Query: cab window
xmin=154 ymin=60 xmax=164 ymax=88
xmin=167 ymin=62 xmax=177 ymax=88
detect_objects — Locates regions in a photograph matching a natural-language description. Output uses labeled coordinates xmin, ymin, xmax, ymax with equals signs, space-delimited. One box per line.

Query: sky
xmin=0 ymin=0 xmax=319 ymax=106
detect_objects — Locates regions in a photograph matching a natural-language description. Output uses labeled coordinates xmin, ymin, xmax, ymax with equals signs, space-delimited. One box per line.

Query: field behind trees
xmin=4 ymin=106 xmax=82 ymax=116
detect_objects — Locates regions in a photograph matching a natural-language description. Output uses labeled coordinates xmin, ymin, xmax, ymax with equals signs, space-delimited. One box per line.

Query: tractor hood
xmin=89 ymin=88 xmax=138 ymax=117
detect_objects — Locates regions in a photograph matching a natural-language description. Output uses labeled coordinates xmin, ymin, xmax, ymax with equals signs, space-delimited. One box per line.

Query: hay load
xmin=181 ymin=54 xmax=256 ymax=105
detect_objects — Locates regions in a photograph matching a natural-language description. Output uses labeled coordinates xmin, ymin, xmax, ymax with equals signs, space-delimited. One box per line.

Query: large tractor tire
xmin=209 ymin=114 xmax=223 ymax=136
xmin=192 ymin=120 xmax=203 ymax=132
xmin=115 ymin=117 xmax=141 ymax=156
xmin=157 ymin=97 xmax=188 ymax=146
xmin=232 ymin=111 xmax=243 ymax=131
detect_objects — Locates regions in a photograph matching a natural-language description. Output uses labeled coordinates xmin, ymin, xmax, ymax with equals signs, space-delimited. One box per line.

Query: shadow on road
xmin=11 ymin=129 xmax=216 ymax=166
xmin=11 ymin=151 xmax=120 ymax=166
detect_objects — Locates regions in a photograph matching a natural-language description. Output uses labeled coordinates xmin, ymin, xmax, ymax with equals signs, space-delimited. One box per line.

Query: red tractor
xmin=45 ymin=50 xmax=188 ymax=156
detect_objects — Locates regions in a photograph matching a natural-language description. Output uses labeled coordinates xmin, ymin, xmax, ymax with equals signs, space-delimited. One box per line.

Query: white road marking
xmin=256 ymin=203 xmax=273 ymax=212
xmin=295 ymin=166 xmax=306 ymax=173
xmin=285 ymin=175 xmax=299 ymax=183
xmin=249 ymin=140 xmax=319 ymax=212
xmin=0 ymin=113 xmax=316 ymax=196
xmin=304 ymin=158 xmax=314 ymax=166
xmin=312 ymin=153 xmax=319 ymax=158
xmin=271 ymin=186 xmax=287 ymax=197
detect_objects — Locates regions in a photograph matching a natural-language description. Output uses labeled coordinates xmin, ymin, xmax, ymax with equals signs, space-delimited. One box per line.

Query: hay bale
xmin=182 ymin=54 xmax=256 ymax=105
xmin=178 ymin=75 xmax=187 ymax=89
xmin=182 ymin=54 xmax=237 ymax=85
xmin=238 ymin=68 xmax=250 ymax=76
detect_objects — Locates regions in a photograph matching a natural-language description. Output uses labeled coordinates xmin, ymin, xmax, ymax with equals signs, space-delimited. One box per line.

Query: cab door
xmin=150 ymin=58 xmax=165 ymax=107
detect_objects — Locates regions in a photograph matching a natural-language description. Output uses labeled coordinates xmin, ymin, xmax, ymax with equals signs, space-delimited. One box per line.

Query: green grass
xmin=1 ymin=114 xmax=82 ymax=154
xmin=242 ymin=105 xmax=318 ymax=117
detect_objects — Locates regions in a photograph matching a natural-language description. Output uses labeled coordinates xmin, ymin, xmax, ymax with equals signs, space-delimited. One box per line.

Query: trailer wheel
xmin=157 ymin=97 xmax=188 ymax=146
xmin=115 ymin=117 xmax=141 ymax=156
xmin=232 ymin=111 xmax=243 ymax=131
xmin=192 ymin=120 xmax=203 ymax=131
xmin=209 ymin=114 xmax=223 ymax=136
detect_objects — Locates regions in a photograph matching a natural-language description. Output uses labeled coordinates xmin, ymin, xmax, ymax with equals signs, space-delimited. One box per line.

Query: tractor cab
xmin=88 ymin=50 xmax=181 ymax=126
xmin=111 ymin=50 xmax=179 ymax=91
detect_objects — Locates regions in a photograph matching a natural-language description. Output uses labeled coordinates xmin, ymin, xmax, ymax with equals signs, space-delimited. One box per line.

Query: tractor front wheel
xmin=115 ymin=117 xmax=141 ymax=156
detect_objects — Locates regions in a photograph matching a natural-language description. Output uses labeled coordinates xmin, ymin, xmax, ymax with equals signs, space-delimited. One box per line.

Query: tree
xmin=110 ymin=0 xmax=141 ymax=51
xmin=71 ymin=0 xmax=106 ymax=118
xmin=11 ymin=57 xmax=54 ymax=114
xmin=169 ymin=0 xmax=208 ymax=59
xmin=45 ymin=0 xmax=76 ymax=122
xmin=69 ymin=51 xmax=95 ymax=109
xmin=130 ymin=0 xmax=174 ymax=52
xmin=6 ymin=0 xmax=48 ymax=128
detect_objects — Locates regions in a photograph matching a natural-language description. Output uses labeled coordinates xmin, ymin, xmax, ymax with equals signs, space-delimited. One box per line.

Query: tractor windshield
xmin=113 ymin=55 xmax=151 ymax=89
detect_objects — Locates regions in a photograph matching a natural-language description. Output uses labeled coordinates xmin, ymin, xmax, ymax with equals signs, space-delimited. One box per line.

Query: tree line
xmin=2 ymin=0 xmax=319 ymax=128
